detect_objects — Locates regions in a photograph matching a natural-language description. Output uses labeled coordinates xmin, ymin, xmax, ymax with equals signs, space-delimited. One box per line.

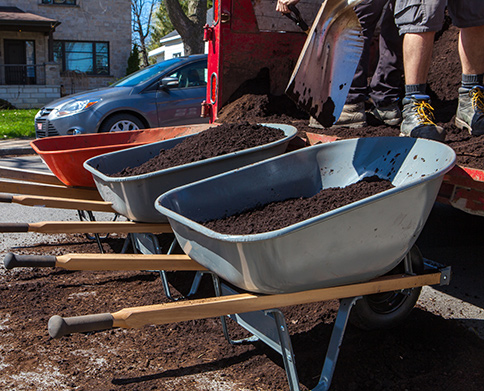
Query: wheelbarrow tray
xmin=30 ymin=124 xmax=212 ymax=188
xmin=156 ymin=137 xmax=456 ymax=294
xmin=83 ymin=123 xmax=298 ymax=223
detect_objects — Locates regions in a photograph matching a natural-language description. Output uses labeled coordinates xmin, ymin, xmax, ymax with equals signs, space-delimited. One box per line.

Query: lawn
xmin=0 ymin=109 xmax=37 ymax=138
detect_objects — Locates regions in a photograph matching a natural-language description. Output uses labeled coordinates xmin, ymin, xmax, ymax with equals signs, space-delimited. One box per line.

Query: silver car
xmin=35 ymin=54 xmax=208 ymax=138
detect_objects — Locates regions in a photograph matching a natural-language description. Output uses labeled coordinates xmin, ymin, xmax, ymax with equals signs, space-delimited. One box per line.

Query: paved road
xmin=0 ymin=153 xmax=483 ymax=339
xmin=0 ymin=154 xmax=118 ymax=261
xmin=416 ymin=202 xmax=484 ymax=338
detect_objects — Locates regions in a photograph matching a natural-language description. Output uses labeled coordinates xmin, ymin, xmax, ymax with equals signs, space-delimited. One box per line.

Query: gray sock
xmin=462 ymin=74 xmax=484 ymax=89
xmin=405 ymin=84 xmax=427 ymax=97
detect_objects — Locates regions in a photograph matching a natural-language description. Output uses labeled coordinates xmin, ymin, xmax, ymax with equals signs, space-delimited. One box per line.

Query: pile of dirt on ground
xmin=202 ymin=176 xmax=393 ymax=234
xmin=2 ymin=233 xmax=484 ymax=391
xmin=113 ymin=122 xmax=285 ymax=177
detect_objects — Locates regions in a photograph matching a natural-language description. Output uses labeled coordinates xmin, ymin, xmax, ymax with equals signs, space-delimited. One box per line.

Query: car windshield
xmin=111 ymin=58 xmax=184 ymax=87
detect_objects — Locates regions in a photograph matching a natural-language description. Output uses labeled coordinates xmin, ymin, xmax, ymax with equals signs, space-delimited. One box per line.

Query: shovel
xmin=286 ymin=0 xmax=364 ymax=127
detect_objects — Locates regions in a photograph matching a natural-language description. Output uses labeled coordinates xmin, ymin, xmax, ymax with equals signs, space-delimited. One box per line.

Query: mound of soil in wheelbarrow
xmin=203 ymin=176 xmax=393 ymax=234
xmin=113 ymin=122 xmax=285 ymax=177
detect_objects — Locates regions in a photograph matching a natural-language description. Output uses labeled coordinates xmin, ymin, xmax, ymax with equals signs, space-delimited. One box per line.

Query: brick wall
xmin=0 ymin=85 xmax=61 ymax=109
xmin=1 ymin=0 xmax=132 ymax=106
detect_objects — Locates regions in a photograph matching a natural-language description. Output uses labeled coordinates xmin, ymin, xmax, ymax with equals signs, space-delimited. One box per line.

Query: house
xmin=148 ymin=8 xmax=213 ymax=63
xmin=148 ymin=30 xmax=184 ymax=63
xmin=0 ymin=0 xmax=131 ymax=109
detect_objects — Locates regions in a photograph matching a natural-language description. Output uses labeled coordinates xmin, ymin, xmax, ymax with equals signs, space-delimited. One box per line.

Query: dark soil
xmin=202 ymin=176 xmax=393 ymax=234
xmin=113 ymin=122 xmax=285 ymax=177
xmin=1 ymin=232 xmax=484 ymax=390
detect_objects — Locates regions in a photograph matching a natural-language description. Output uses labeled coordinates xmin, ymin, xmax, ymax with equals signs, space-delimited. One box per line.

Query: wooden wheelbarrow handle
xmin=0 ymin=179 xmax=102 ymax=201
xmin=0 ymin=166 xmax=64 ymax=186
xmin=0 ymin=221 xmax=173 ymax=234
xmin=0 ymin=193 xmax=115 ymax=213
xmin=47 ymin=272 xmax=444 ymax=338
xmin=3 ymin=253 xmax=206 ymax=271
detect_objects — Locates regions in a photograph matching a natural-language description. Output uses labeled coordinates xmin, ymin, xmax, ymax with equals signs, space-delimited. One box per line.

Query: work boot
xmin=333 ymin=102 xmax=366 ymax=128
xmin=400 ymin=95 xmax=445 ymax=141
xmin=371 ymin=102 xmax=402 ymax=126
xmin=455 ymin=86 xmax=484 ymax=135
xmin=308 ymin=102 xmax=366 ymax=129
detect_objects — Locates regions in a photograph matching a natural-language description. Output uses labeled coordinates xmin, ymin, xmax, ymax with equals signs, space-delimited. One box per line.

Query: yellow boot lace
xmin=471 ymin=87 xmax=484 ymax=112
xmin=414 ymin=100 xmax=437 ymax=125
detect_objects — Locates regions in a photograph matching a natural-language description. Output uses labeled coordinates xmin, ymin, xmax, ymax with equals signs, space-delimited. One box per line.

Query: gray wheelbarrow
xmin=156 ymin=136 xmax=456 ymax=294
xmin=83 ymin=123 xmax=297 ymax=223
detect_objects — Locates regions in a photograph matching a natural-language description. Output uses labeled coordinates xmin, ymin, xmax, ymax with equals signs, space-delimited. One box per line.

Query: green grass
xmin=0 ymin=109 xmax=38 ymax=138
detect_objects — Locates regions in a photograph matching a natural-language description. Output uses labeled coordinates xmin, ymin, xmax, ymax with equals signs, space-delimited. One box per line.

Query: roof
xmin=0 ymin=6 xmax=60 ymax=32
xmin=162 ymin=30 xmax=180 ymax=40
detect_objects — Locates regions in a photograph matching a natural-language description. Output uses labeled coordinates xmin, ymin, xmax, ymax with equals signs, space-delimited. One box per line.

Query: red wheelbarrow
xmin=30 ymin=124 xmax=214 ymax=188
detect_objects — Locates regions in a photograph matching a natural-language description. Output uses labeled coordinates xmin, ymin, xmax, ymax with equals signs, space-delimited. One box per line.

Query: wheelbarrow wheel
xmin=349 ymin=245 xmax=424 ymax=331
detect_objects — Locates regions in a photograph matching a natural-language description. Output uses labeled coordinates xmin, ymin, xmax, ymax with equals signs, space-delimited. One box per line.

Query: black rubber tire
xmin=99 ymin=113 xmax=144 ymax=133
xmin=349 ymin=245 xmax=424 ymax=331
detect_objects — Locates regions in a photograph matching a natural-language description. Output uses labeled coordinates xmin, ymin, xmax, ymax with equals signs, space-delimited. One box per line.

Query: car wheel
xmin=99 ymin=113 xmax=145 ymax=132
xmin=349 ymin=245 xmax=424 ymax=331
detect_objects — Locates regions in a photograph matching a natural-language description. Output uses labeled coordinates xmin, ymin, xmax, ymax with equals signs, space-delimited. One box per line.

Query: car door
xmin=156 ymin=60 xmax=208 ymax=126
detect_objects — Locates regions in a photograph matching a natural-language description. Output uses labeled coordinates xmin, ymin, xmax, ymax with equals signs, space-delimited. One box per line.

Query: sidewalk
xmin=0 ymin=138 xmax=35 ymax=156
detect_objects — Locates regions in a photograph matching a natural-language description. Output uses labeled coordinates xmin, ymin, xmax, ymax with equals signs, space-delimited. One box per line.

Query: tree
xmin=149 ymin=0 xmax=188 ymax=52
xmin=163 ymin=0 xmax=208 ymax=55
xmin=132 ymin=0 xmax=157 ymax=67
xmin=125 ymin=45 xmax=141 ymax=76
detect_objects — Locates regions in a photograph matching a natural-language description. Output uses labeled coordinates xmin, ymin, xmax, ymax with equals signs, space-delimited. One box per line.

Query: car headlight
xmin=52 ymin=99 xmax=100 ymax=118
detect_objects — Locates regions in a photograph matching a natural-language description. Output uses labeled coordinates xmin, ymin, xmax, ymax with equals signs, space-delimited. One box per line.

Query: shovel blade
xmin=286 ymin=0 xmax=364 ymax=127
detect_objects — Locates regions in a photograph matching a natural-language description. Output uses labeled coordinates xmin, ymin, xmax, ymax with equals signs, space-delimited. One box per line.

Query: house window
xmin=173 ymin=53 xmax=182 ymax=58
xmin=53 ymin=41 xmax=109 ymax=75
xmin=41 ymin=0 xmax=77 ymax=5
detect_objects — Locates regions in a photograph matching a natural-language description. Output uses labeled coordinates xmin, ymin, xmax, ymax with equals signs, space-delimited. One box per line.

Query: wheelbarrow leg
xmin=313 ymin=296 xmax=361 ymax=391
xmin=77 ymin=210 xmax=104 ymax=253
xmin=217 ymin=280 xmax=301 ymax=391
xmin=77 ymin=210 xmax=121 ymax=253
xmin=130 ymin=232 xmax=207 ymax=301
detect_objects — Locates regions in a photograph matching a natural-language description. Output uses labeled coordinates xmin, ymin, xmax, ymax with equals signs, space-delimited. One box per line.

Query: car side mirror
xmin=160 ymin=77 xmax=179 ymax=89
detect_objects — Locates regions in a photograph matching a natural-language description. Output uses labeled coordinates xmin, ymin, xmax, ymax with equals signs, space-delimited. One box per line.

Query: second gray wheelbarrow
xmin=83 ymin=123 xmax=297 ymax=223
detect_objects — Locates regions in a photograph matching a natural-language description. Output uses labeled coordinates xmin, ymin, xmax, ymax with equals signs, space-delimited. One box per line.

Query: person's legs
xmin=459 ymin=26 xmax=484 ymax=76
xmin=369 ymin=0 xmax=404 ymax=126
xmin=454 ymin=26 xmax=484 ymax=135
xmin=327 ymin=0 xmax=388 ymax=128
xmin=397 ymin=31 xmax=445 ymax=140
xmin=346 ymin=0 xmax=387 ymax=104
xmin=445 ymin=1 xmax=484 ymax=134
xmin=394 ymin=0 xmax=445 ymax=140
xmin=402 ymin=32 xmax=435 ymax=86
